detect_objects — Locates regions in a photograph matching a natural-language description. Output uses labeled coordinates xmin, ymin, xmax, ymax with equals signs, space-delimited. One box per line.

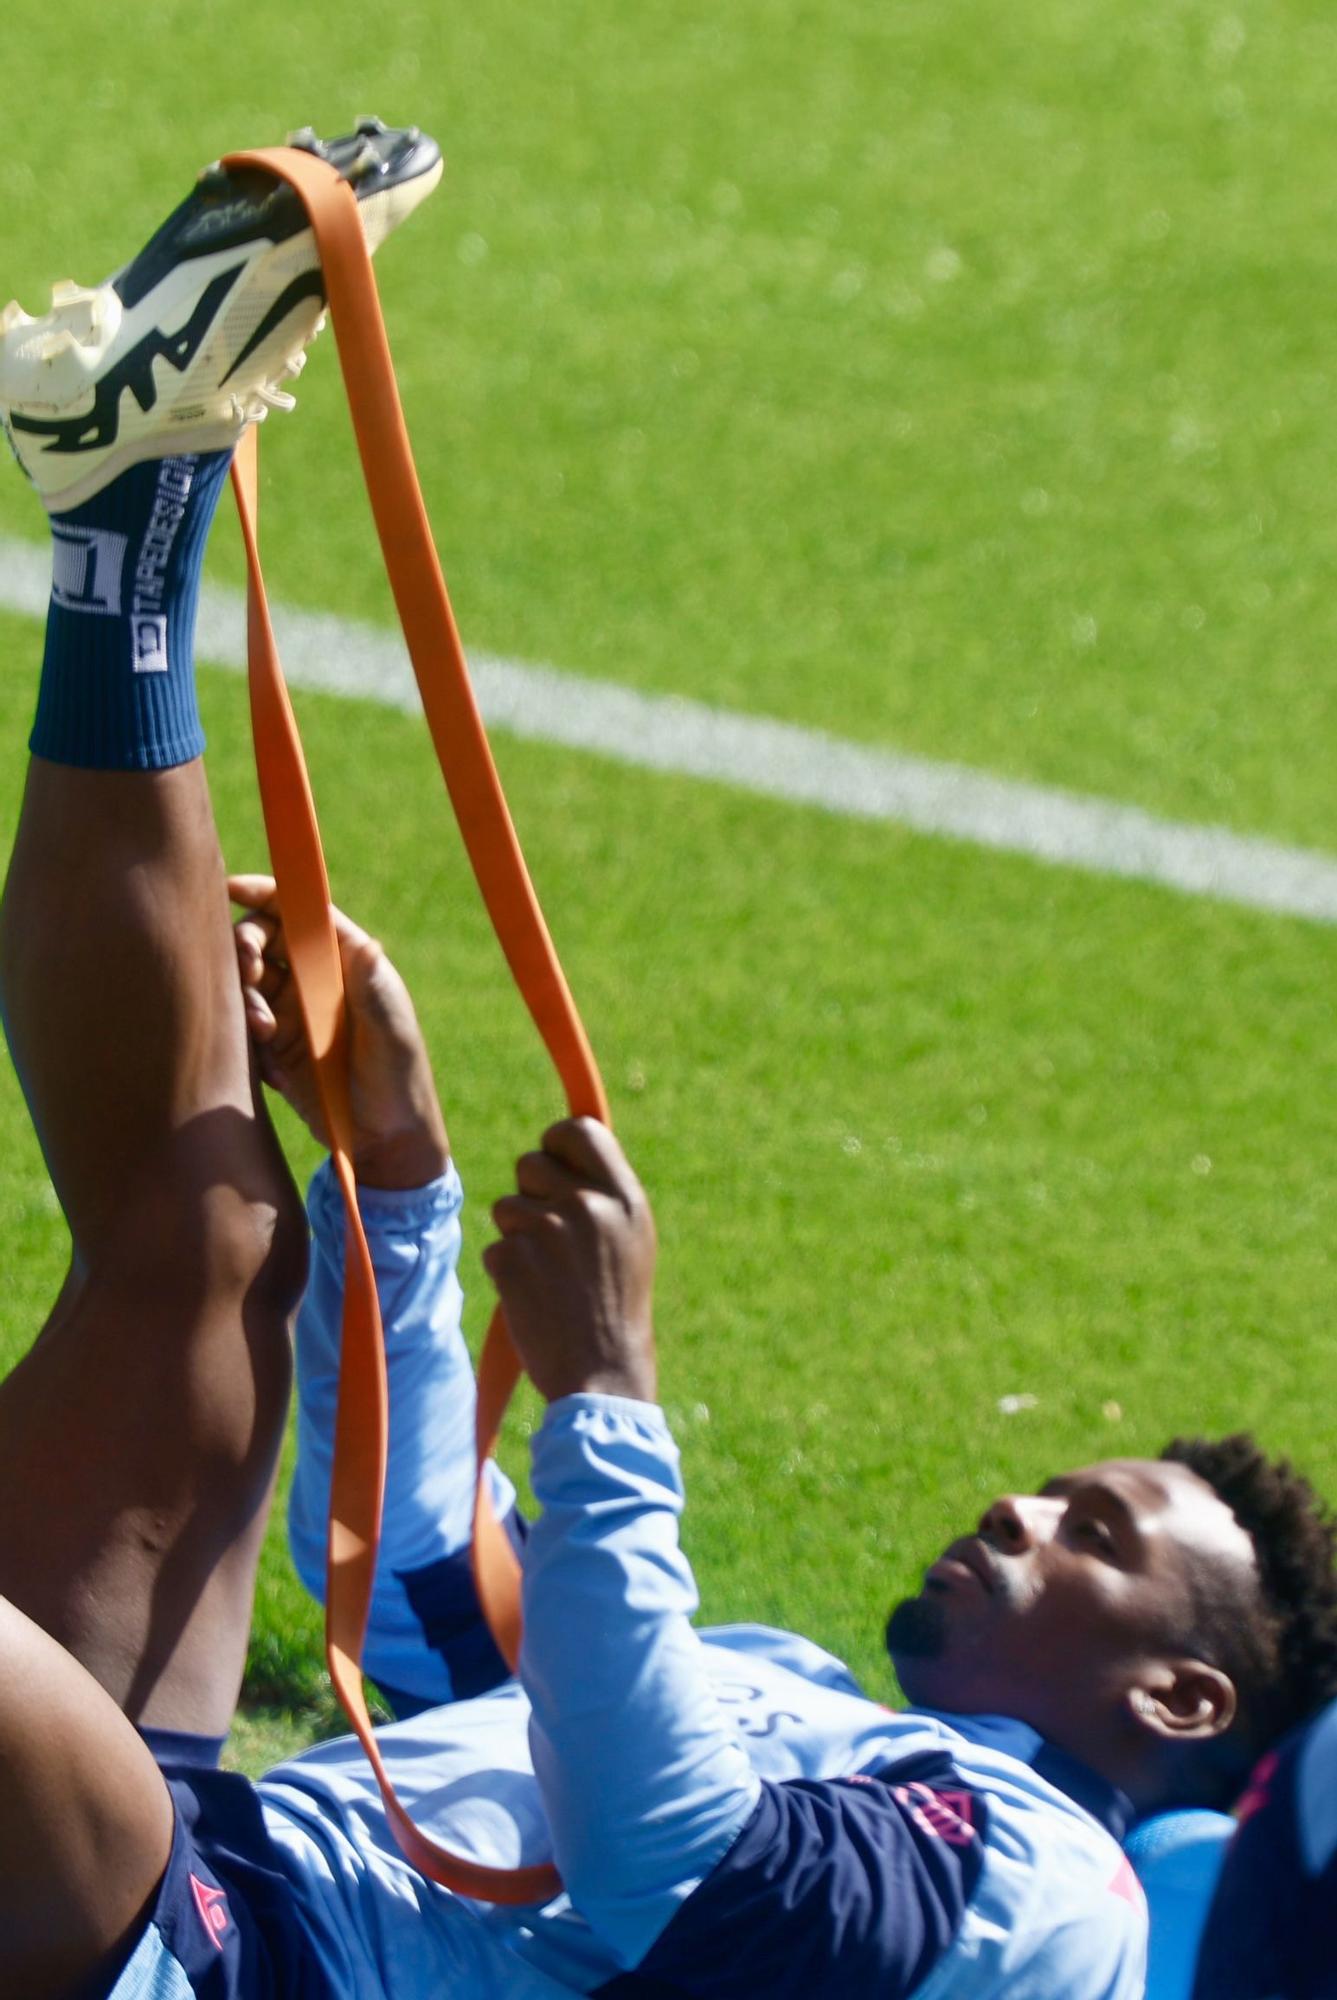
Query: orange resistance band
xmin=224 ymin=145 xmax=610 ymax=1904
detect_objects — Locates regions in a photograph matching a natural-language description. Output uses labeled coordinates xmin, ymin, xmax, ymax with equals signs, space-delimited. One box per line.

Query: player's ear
xmin=1127 ymin=1663 xmax=1237 ymax=1741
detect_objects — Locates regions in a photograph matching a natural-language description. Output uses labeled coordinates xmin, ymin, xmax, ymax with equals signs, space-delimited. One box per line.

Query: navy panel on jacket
xmin=599 ymin=1749 xmax=987 ymax=2000
xmin=379 ymin=1507 xmax=529 ymax=1716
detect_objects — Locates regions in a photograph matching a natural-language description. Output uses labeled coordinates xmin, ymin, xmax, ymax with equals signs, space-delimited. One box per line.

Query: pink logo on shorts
xmin=892 ymin=1779 xmax=979 ymax=1846
xmin=190 ymin=1873 xmax=231 ymax=1952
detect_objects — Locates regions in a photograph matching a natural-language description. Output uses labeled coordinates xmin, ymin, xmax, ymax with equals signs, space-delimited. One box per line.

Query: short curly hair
xmin=1161 ymin=1432 xmax=1337 ymax=1753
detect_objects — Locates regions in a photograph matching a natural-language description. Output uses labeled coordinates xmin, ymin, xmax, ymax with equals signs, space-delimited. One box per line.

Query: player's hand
xmin=228 ymin=873 xmax=450 ymax=1190
xmin=483 ymin=1118 xmax=658 ymax=1404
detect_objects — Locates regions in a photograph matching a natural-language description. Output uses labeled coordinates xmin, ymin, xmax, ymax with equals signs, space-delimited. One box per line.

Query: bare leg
xmin=0 ymin=759 xmax=307 ymax=1730
xmin=0 ymin=751 xmax=306 ymax=1992
xmin=0 ymin=1594 xmax=174 ymax=1998
xmin=0 ymin=125 xmax=441 ymax=1988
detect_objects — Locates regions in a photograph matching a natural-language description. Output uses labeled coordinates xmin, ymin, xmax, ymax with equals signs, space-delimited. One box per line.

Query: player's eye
xmin=1071 ymin=1515 xmax=1117 ymax=1556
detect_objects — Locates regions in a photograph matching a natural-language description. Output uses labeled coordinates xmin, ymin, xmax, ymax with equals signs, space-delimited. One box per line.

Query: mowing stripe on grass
xmin=4 ymin=531 xmax=1337 ymax=924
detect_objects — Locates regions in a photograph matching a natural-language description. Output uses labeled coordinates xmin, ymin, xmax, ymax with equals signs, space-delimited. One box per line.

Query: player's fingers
xmin=514 ymin=1148 xmax=584 ymax=1201
xmin=540 ymin=1117 xmax=639 ymax=1201
xmin=227 ymin=872 xmax=281 ymax=914
xmin=481 ymin=1235 xmax=525 ymax=1285
xmin=327 ymin=901 xmax=377 ymax=954
xmin=241 ymin=984 xmax=277 ymax=1041
xmin=481 ymin=1227 xmax=556 ymax=1283
xmin=491 ymin=1192 xmax=564 ymax=1238
xmin=329 ymin=912 xmax=402 ymax=1019
xmin=228 ymin=878 xmax=294 ymax=984
xmin=234 ymin=927 xmax=264 ymax=988
xmin=233 ymin=911 xmax=282 ymax=973
xmin=231 ymin=878 xmax=387 ymax=999
xmin=233 ymin=882 xmax=378 ymax=967
xmin=240 ymin=940 xmax=290 ymax=1009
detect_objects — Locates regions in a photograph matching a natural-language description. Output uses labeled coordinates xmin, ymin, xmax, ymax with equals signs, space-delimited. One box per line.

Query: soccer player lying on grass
xmin=234 ymin=881 xmax=1337 ymax=2000
xmin=2 ymin=124 xmax=1336 ymax=2000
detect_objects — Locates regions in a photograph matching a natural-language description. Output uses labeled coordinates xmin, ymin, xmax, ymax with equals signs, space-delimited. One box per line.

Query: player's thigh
xmin=0 ymin=1593 xmax=174 ymax=2000
xmin=0 ymin=1237 xmax=295 ymax=1733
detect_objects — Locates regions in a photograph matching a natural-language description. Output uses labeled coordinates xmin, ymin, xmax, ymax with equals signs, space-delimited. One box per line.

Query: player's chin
xmin=887 ymin=1617 xmax=985 ymax=1716
xmin=886 ymin=1586 xmax=1003 ymax=1705
xmin=885 ymin=1590 xmax=949 ymax=1667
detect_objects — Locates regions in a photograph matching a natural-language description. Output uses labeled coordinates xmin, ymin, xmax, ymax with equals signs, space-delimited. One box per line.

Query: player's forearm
xmin=290 ymin=1161 xmax=513 ymax=1601
xmin=523 ymin=1396 xmax=760 ymax=1966
xmin=350 ymin=1115 xmax=449 ymax=1190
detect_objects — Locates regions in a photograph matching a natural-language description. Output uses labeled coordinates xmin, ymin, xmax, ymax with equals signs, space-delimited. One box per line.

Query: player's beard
xmin=884 ymin=1592 xmax=949 ymax=1661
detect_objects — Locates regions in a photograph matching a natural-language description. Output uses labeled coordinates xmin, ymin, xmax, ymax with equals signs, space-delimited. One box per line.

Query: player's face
xmin=886 ymin=1458 xmax=1258 ymax=1765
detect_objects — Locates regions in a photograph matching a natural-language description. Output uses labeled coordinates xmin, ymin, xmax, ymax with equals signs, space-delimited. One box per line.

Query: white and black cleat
xmin=0 ymin=123 xmax=442 ymax=512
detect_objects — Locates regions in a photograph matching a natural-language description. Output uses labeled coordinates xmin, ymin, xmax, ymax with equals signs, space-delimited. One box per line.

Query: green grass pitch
xmin=2 ymin=1 xmax=1337 ymax=1770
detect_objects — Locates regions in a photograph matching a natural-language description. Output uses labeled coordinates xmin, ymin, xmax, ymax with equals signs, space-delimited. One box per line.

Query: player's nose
xmin=978 ymin=1494 xmax=1066 ymax=1552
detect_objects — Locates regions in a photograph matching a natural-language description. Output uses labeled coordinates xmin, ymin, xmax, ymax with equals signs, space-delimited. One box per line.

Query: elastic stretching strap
xmin=225 ymin=144 xmax=610 ymax=1903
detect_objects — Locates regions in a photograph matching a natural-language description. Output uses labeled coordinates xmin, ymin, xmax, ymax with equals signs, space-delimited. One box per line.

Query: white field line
xmin=4 ymin=530 xmax=1337 ymax=925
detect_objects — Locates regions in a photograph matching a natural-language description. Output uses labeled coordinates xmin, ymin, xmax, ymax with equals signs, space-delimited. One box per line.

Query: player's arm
xmin=230 ymin=877 xmax=520 ymax=1710
xmin=229 ymin=872 xmax=448 ymax=1191
xmin=483 ymin=1118 xmax=762 ymax=1957
xmin=485 ymin=1124 xmax=970 ymax=1989
xmin=487 ymin=1121 xmax=1145 ymax=1998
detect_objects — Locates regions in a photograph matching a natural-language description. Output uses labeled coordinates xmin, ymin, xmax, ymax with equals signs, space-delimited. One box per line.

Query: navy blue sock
xmin=31 ymin=448 xmax=233 ymax=770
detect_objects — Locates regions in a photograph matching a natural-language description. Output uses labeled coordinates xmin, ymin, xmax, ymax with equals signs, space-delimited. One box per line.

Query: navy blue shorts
xmin=86 ymin=1734 xmax=325 ymax=2000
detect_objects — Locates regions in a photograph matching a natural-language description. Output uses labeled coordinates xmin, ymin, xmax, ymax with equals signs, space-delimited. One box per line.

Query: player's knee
xmin=208 ymin=1159 xmax=310 ymax=1321
xmin=174 ymin=1174 xmax=308 ymax=1476
xmin=129 ymin=1125 xmax=309 ymax=1337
